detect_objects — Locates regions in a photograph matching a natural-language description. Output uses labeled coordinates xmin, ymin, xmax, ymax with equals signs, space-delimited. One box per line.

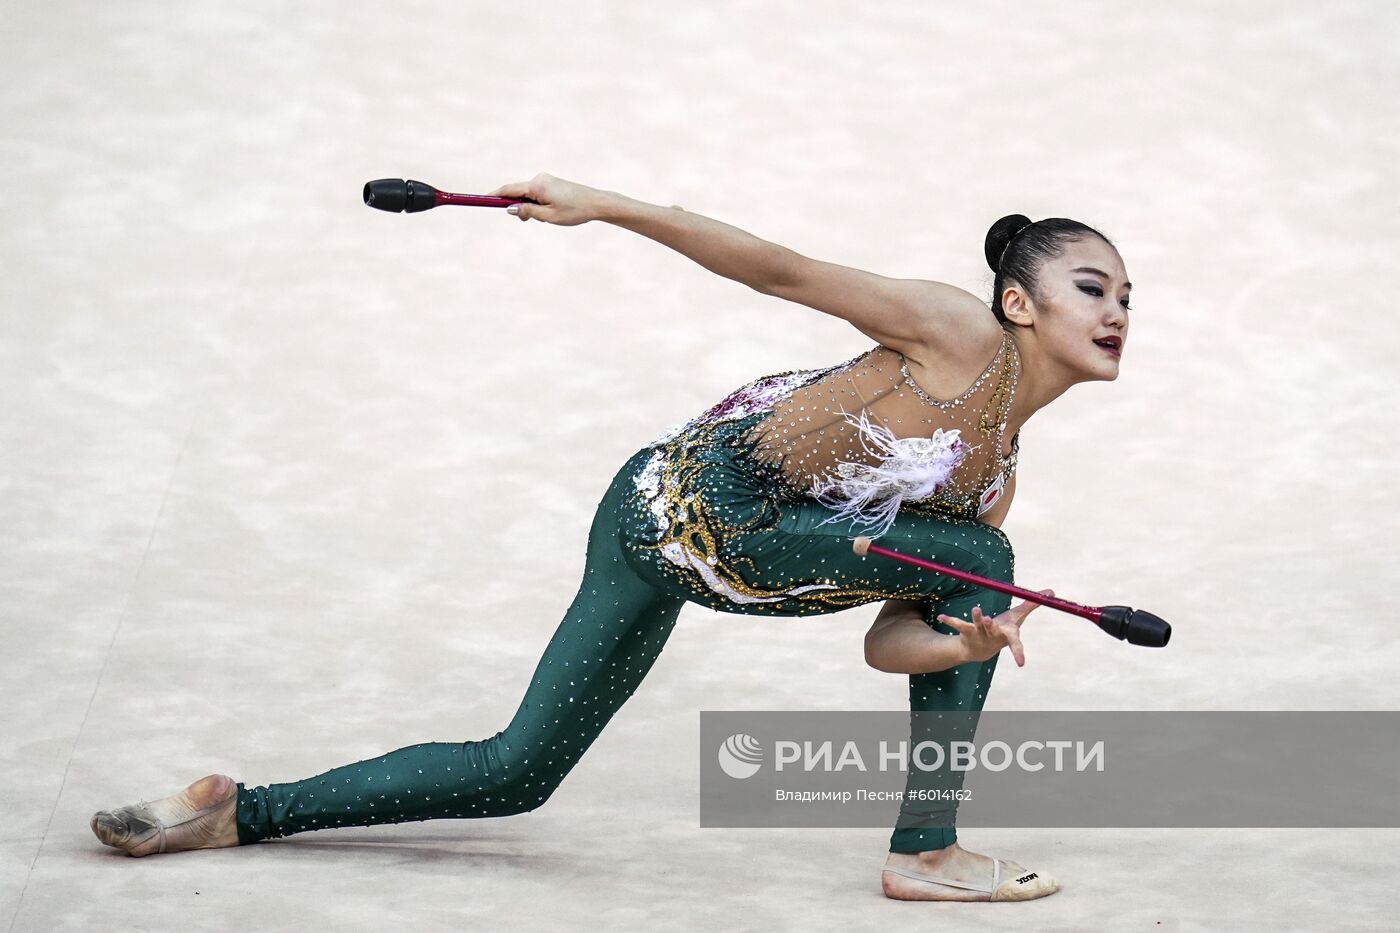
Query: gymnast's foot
xmin=881 ymin=842 xmax=1059 ymax=901
xmin=90 ymin=773 xmax=241 ymax=857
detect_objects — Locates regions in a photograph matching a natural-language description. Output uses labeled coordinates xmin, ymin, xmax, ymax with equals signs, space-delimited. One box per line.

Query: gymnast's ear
xmin=998 ymin=283 xmax=1036 ymax=327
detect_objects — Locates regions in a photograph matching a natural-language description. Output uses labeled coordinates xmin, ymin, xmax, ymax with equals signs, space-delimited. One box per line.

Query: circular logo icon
xmin=718 ymin=733 xmax=763 ymax=779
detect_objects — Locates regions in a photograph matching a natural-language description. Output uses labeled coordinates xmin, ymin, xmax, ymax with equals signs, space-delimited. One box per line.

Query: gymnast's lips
xmin=1093 ymin=335 xmax=1122 ymax=356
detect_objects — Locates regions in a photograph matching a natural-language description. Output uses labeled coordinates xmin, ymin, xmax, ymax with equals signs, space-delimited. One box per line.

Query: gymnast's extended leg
xmin=91 ymin=449 xmax=685 ymax=854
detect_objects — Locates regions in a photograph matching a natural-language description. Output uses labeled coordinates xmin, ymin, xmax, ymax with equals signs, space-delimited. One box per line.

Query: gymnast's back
xmin=646 ymin=328 xmax=1022 ymax=529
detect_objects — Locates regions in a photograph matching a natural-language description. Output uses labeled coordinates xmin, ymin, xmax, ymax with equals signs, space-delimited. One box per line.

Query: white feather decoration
xmin=809 ymin=408 xmax=971 ymax=539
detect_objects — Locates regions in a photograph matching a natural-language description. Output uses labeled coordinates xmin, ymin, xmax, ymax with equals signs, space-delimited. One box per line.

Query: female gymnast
xmin=91 ymin=172 xmax=1133 ymax=903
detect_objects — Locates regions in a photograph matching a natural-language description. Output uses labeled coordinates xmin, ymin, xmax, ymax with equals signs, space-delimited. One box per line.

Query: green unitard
xmin=236 ymin=342 xmax=1020 ymax=854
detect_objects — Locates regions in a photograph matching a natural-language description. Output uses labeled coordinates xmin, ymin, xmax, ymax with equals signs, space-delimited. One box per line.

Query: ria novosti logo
xmin=716 ymin=734 xmax=1105 ymax=779
xmin=717 ymin=733 xmax=764 ymax=779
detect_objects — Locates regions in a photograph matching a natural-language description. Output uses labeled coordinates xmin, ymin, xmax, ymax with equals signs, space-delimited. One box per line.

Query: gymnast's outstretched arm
xmin=486 ymin=172 xmax=990 ymax=359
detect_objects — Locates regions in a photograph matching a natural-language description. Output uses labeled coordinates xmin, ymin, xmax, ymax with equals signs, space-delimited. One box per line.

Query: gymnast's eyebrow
xmin=1072 ymin=267 xmax=1132 ymax=290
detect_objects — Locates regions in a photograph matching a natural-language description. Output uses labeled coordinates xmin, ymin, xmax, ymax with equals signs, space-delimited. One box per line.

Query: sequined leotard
xmin=233 ymin=328 xmax=1020 ymax=859
xmin=618 ymin=329 xmax=1021 ymax=611
xmin=732 ymin=328 xmax=1020 ymax=524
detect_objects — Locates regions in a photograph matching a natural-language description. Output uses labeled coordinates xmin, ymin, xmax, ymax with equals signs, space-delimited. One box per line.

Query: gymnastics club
xmin=851 ymin=536 xmax=1171 ymax=648
xmin=363 ymin=178 xmax=538 ymax=213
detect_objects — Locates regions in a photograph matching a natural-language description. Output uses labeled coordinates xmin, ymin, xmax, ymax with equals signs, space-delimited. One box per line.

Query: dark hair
xmin=983 ymin=214 xmax=1114 ymax=326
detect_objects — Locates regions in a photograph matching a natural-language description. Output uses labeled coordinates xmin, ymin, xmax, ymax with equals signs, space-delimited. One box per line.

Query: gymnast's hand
xmin=485 ymin=172 xmax=614 ymax=226
xmin=938 ymin=590 xmax=1052 ymax=668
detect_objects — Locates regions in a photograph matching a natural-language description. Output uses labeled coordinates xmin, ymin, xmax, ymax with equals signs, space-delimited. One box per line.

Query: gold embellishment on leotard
xmin=631 ymin=417 xmax=932 ymax=610
xmin=978 ymin=332 xmax=1016 ymax=438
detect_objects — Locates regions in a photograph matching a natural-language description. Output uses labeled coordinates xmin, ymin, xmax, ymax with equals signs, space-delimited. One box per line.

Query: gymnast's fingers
xmin=1012 ymin=590 xmax=1053 ymax=627
xmin=1004 ymin=625 xmax=1026 ymax=667
xmin=974 ymin=606 xmax=994 ymax=631
xmin=485 ymin=180 xmax=532 ymax=198
xmin=937 ymin=614 xmax=973 ymax=635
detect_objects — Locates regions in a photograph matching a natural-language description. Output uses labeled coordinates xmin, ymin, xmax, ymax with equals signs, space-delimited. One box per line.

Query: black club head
xmin=363 ymin=179 xmax=439 ymax=213
xmin=1096 ymin=606 xmax=1171 ymax=648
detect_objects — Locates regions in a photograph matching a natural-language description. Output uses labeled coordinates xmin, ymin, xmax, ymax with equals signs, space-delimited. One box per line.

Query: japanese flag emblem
xmin=977 ymin=471 xmax=1006 ymax=516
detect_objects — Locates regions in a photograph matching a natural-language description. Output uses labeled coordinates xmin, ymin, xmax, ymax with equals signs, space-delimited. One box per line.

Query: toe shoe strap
xmin=881 ymin=858 xmax=1000 ymax=895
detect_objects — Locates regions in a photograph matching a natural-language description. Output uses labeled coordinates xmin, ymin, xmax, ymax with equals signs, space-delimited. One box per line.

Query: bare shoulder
xmin=895 ymin=282 xmax=1005 ymax=378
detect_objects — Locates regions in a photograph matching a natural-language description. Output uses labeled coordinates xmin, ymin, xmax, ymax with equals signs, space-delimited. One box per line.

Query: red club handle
xmin=434 ymin=191 xmax=532 ymax=208
xmin=853 ymin=536 xmax=1103 ymax=622
xmin=851 ymin=536 xmax=1171 ymax=647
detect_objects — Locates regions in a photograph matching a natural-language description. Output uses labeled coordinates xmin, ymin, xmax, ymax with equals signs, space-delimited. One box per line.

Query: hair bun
xmin=984 ymin=214 xmax=1035 ymax=272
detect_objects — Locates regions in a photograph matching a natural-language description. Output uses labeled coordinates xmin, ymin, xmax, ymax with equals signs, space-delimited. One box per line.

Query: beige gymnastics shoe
xmin=90 ymin=774 xmax=239 ymax=857
xmin=881 ymin=857 xmax=1060 ymax=901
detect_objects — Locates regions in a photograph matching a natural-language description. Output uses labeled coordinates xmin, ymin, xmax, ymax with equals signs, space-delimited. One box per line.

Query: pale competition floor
xmin=3 ymin=2 xmax=1398 ymax=930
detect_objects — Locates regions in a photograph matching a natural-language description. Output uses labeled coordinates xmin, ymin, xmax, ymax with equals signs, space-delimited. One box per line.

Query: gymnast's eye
xmin=1078 ymin=284 xmax=1103 ymax=297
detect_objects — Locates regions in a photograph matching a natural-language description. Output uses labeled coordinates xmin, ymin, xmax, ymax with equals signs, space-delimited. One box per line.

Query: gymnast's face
xmin=1008 ymin=237 xmax=1131 ymax=383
